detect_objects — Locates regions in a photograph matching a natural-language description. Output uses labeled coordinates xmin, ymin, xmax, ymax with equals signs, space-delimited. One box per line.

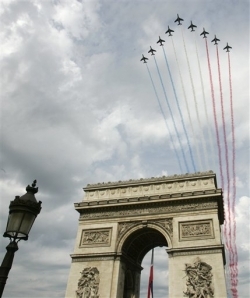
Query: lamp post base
xmin=0 ymin=241 xmax=19 ymax=298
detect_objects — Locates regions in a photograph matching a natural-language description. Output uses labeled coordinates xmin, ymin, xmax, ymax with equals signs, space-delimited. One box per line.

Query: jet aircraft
xmin=165 ymin=26 xmax=174 ymax=36
xmin=200 ymin=28 xmax=209 ymax=38
xmin=140 ymin=55 xmax=148 ymax=63
xmin=211 ymin=35 xmax=220 ymax=45
xmin=175 ymin=14 xmax=184 ymax=25
xmin=148 ymin=46 xmax=156 ymax=56
xmin=188 ymin=21 xmax=197 ymax=32
xmin=223 ymin=43 xmax=232 ymax=52
xmin=157 ymin=36 xmax=165 ymax=46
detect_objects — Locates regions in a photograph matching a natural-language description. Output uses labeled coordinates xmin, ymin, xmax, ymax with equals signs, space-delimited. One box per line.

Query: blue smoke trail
xmin=170 ymin=36 xmax=203 ymax=172
xmin=162 ymin=47 xmax=196 ymax=172
xmin=153 ymin=55 xmax=189 ymax=172
xmin=181 ymin=26 xmax=209 ymax=170
xmin=146 ymin=64 xmax=183 ymax=173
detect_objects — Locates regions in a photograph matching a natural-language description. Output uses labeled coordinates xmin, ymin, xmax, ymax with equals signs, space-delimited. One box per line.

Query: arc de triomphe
xmin=65 ymin=171 xmax=227 ymax=297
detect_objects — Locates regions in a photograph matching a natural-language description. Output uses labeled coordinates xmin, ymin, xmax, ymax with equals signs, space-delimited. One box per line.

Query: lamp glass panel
xmin=19 ymin=213 xmax=36 ymax=235
xmin=5 ymin=212 xmax=25 ymax=235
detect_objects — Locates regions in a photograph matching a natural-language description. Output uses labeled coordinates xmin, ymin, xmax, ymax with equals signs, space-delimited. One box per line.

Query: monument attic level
xmin=65 ymin=171 xmax=227 ymax=298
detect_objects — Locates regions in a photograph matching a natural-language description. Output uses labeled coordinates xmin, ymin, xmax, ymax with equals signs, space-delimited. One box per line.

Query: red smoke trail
xmin=228 ymin=52 xmax=238 ymax=296
xmin=206 ymin=40 xmax=234 ymax=293
xmin=217 ymin=45 xmax=238 ymax=297
xmin=205 ymin=39 xmax=224 ymax=188
xmin=216 ymin=45 xmax=232 ymax=251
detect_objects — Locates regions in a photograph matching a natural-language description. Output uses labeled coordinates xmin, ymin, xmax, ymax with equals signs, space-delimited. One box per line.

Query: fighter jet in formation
xmin=157 ymin=36 xmax=165 ymax=46
xmin=175 ymin=14 xmax=184 ymax=25
xmin=188 ymin=21 xmax=197 ymax=32
xmin=140 ymin=55 xmax=148 ymax=63
xmin=223 ymin=43 xmax=232 ymax=52
xmin=200 ymin=28 xmax=209 ymax=38
xmin=211 ymin=35 xmax=220 ymax=45
xmin=148 ymin=46 xmax=156 ymax=56
xmin=165 ymin=26 xmax=174 ymax=36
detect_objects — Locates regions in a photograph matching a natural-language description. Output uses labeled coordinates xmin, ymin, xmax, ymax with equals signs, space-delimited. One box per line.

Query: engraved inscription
xmin=76 ymin=267 xmax=100 ymax=298
xmin=184 ymin=257 xmax=214 ymax=298
xmin=80 ymin=229 xmax=111 ymax=246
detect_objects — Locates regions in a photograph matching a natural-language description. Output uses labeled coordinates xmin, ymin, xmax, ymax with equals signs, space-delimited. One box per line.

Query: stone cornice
xmin=167 ymin=245 xmax=226 ymax=265
xmin=71 ymin=252 xmax=143 ymax=271
xmin=71 ymin=252 xmax=118 ymax=262
xmin=84 ymin=171 xmax=216 ymax=190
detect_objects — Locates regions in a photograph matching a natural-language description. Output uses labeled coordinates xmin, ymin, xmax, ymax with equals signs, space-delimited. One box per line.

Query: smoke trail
xmin=170 ymin=37 xmax=203 ymax=171
xmin=162 ymin=46 xmax=196 ymax=172
xmin=153 ymin=55 xmax=189 ymax=172
xmin=217 ymin=46 xmax=238 ymax=297
xmin=205 ymin=40 xmax=228 ymax=285
xmin=194 ymin=33 xmax=216 ymax=171
xmin=216 ymin=44 xmax=232 ymax=250
xmin=181 ymin=27 xmax=209 ymax=170
xmin=205 ymin=39 xmax=224 ymax=189
xmin=146 ymin=63 xmax=183 ymax=173
xmin=228 ymin=52 xmax=238 ymax=296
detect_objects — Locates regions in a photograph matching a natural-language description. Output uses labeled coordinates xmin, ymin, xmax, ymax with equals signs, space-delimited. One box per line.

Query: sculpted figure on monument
xmin=76 ymin=267 xmax=100 ymax=298
xmin=183 ymin=257 xmax=214 ymax=298
xmin=82 ymin=230 xmax=110 ymax=245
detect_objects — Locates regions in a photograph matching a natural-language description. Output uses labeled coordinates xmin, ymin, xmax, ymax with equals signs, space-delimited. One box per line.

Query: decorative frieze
xmin=80 ymin=201 xmax=218 ymax=220
xmin=179 ymin=220 xmax=214 ymax=241
xmin=80 ymin=228 xmax=112 ymax=247
xmin=76 ymin=267 xmax=100 ymax=298
xmin=183 ymin=257 xmax=214 ymax=298
xmin=84 ymin=178 xmax=216 ymax=200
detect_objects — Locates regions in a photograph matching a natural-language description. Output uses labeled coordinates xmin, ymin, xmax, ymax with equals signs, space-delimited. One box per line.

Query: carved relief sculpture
xmin=157 ymin=218 xmax=173 ymax=238
xmin=180 ymin=220 xmax=214 ymax=241
xmin=183 ymin=257 xmax=214 ymax=298
xmin=76 ymin=267 xmax=100 ymax=298
xmin=81 ymin=229 xmax=111 ymax=246
xmin=182 ymin=223 xmax=211 ymax=237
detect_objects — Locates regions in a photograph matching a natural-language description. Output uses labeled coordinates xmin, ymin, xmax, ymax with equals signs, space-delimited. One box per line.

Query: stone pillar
xmin=167 ymin=212 xmax=227 ymax=297
xmin=168 ymin=247 xmax=227 ymax=297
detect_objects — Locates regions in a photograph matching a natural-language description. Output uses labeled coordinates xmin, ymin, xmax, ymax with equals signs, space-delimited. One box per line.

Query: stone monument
xmin=65 ymin=171 xmax=227 ymax=297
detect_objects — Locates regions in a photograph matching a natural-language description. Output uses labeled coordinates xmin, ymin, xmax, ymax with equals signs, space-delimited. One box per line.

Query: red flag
xmin=147 ymin=248 xmax=154 ymax=298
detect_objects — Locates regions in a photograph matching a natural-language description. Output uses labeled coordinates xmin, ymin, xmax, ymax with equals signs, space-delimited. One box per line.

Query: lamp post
xmin=0 ymin=180 xmax=42 ymax=297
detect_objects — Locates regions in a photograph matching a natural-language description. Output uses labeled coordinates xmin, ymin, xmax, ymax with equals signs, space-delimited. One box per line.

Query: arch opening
xmin=121 ymin=227 xmax=169 ymax=298
xmin=140 ymin=247 xmax=169 ymax=297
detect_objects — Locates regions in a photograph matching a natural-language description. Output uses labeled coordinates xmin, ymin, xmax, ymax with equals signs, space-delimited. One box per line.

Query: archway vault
xmin=66 ymin=172 xmax=227 ymax=298
xmin=118 ymin=224 xmax=170 ymax=265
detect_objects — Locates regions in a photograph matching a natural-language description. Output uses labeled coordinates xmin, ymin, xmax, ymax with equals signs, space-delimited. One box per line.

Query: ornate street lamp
xmin=0 ymin=180 xmax=42 ymax=297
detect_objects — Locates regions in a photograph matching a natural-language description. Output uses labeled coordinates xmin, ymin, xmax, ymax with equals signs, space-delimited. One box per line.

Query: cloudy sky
xmin=0 ymin=0 xmax=249 ymax=297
